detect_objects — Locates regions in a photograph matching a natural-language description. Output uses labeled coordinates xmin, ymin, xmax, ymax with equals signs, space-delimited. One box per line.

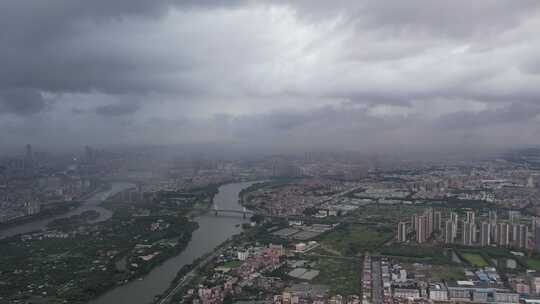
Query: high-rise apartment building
xmin=445 ymin=220 xmax=455 ymax=244
xmin=434 ymin=211 xmax=442 ymax=232
xmin=497 ymin=223 xmax=510 ymax=247
xmin=466 ymin=210 xmax=475 ymax=224
xmin=518 ymin=224 xmax=528 ymax=249
xmin=463 ymin=221 xmax=475 ymax=246
xmin=450 ymin=212 xmax=459 ymax=239
xmin=450 ymin=212 xmax=459 ymax=223
xmin=535 ymin=226 xmax=540 ymax=252
xmin=397 ymin=222 xmax=407 ymax=242
xmin=425 ymin=208 xmax=434 ymax=237
xmin=480 ymin=222 xmax=491 ymax=247
xmin=490 ymin=210 xmax=498 ymax=243
xmin=511 ymin=224 xmax=519 ymax=246
xmin=415 ymin=215 xmax=428 ymax=244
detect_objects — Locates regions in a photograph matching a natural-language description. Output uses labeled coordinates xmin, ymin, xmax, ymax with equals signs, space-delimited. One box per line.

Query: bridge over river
xmin=210 ymin=203 xmax=305 ymax=221
xmin=211 ymin=202 xmax=255 ymax=218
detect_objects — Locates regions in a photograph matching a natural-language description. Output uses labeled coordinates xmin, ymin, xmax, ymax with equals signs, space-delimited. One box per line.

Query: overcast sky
xmin=1 ymin=0 xmax=540 ymax=156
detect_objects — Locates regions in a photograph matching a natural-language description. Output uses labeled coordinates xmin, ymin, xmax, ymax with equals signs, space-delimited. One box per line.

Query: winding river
xmin=0 ymin=182 xmax=134 ymax=239
xmin=88 ymin=181 xmax=256 ymax=304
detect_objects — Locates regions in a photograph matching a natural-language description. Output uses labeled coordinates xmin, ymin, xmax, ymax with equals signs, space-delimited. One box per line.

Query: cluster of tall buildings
xmin=444 ymin=210 xmax=530 ymax=250
xmin=397 ymin=208 xmax=442 ymax=244
xmin=483 ymin=221 xmax=529 ymax=249
xmin=1 ymin=144 xmax=37 ymax=177
xmin=24 ymin=201 xmax=41 ymax=216
xmin=397 ymin=209 xmax=537 ymax=251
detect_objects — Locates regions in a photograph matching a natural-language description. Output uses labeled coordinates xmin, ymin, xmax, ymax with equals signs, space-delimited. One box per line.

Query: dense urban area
xmin=3 ymin=146 xmax=540 ymax=304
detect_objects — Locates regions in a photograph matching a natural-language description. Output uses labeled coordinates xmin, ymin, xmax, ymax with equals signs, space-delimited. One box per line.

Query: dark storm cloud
xmin=0 ymin=0 xmax=245 ymax=95
xmin=0 ymin=89 xmax=46 ymax=115
xmin=435 ymin=103 xmax=540 ymax=130
xmin=260 ymin=110 xmax=331 ymax=131
xmin=0 ymin=0 xmax=536 ymax=99
xmin=228 ymin=105 xmax=405 ymax=138
xmin=95 ymin=102 xmax=140 ymax=116
xmin=0 ymin=1 xmax=171 ymax=48
xmin=0 ymin=0 xmax=539 ymax=154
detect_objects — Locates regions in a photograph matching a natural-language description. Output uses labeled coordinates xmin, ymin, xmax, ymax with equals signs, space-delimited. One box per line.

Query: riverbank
xmin=0 ymin=201 xmax=81 ymax=230
xmin=0 ymin=181 xmax=259 ymax=304
xmin=155 ymin=181 xmax=274 ymax=304
xmin=0 ymin=182 xmax=134 ymax=240
xmin=156 ymin=237 xmax=239 ymax=304
xmin=89 ymin=181 xmax=258 ymax=304
xmin=0 ymin=183 xmax=110 ymax=231
xmin=0 ymin=199 xmax=199 ymax=303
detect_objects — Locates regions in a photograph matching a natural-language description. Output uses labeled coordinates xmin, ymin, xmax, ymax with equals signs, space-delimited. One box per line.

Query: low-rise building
xmin=393 ymin=288 xmax=420 ymax=299
xmin=473 ymin=289 xmax=490 ymax=303
xmin=495 ymin=292 xmax=519 ymax=304
xmin=428 ymin=284 xmax=448 ymax=301
xmin=448 ymin=287 xmax=471 ymax=301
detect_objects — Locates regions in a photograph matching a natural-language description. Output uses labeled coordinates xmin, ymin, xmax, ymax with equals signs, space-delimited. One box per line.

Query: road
xmin=371 ymin=258 xmax=383 ymax=304
xmin=315 ymin=186 xmax=364 ymax=207
xmin=307 ymin=253 xmax=358 ymax=261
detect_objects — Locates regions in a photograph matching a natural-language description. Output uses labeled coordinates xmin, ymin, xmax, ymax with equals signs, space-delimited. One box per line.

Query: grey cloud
xmin=521 ymin=56 xmax=540 ymax=75
xmin=95 ymin=102 xmax=140 ymax=116
xmin=0 ymin=89 xmax=46 ymax=115
xmin=0 ymin=0 xmax=245 ymax=95
xmin=356 ymin=0 xmax=539 ymax=37
xmin=435 ymin=103 xmax=540 ymax=130
xmin=259 ymin=110 xmax=332 ymax=131
xmin=0 ymin=1 xmax=540 ymax=155
xmin=284 ymin=0 xmax=540 ymax=38
xmin=228 ymin=104 xmax=407 ymax=139
xmin=72 ymin=108 xmax=87 ymax=115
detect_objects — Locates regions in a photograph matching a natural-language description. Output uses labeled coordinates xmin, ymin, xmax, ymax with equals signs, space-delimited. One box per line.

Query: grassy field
xmin=221 ymin=260 xmax=242 ymax=269
xmin=429 ymin=265 xmax=466 ymax=281
xmin=461 ymin=253 xmax=489 ymax=267
xmin=401 ymin=263 xmax=465 ymax=282
xmin=527 ymin=259 xmax=540 ymax=270
xmin=312 ymin=257 xmax=360 ymax=296
xmin=380 ymin=246 xmax=450 ymax=264
xmin=349 ymin=205 xmax=421 ymax=226
xmin=462 ymin=247 xmax=513 ymax=259
xmin=320 ymin=224 xmax=392 ymax=256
